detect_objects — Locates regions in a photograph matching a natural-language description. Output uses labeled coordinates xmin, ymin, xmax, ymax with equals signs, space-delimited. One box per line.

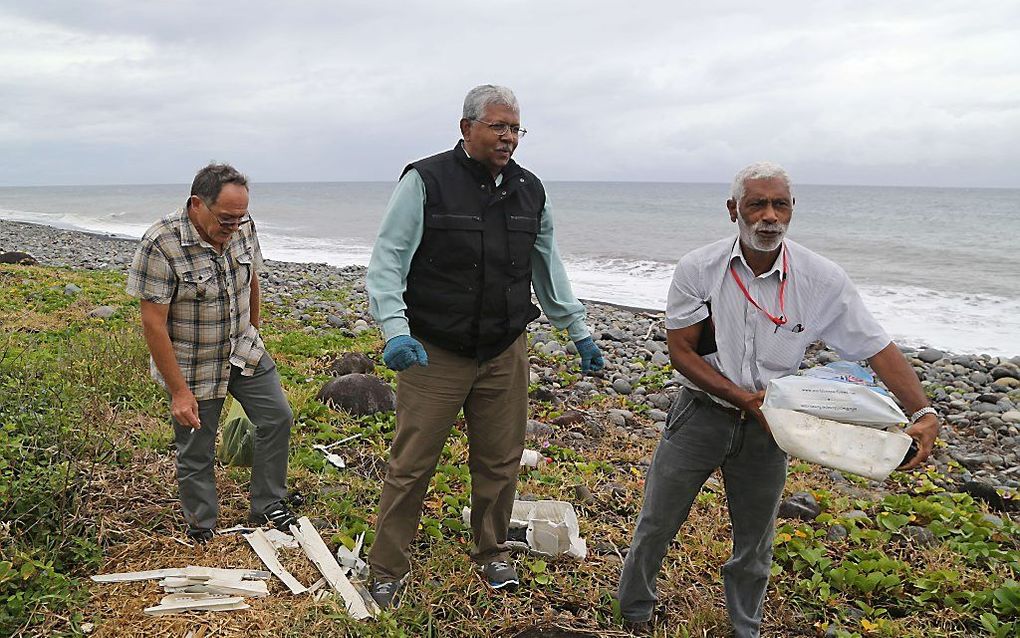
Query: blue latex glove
xmin=574 ymin=336 xmax=605 ymax=373
xmin=383 ymin=335 xmax=429 ymax=371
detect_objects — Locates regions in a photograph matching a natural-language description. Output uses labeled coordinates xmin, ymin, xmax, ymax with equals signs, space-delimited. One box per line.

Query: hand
xmin=171 ymin=389 xmax=201 ymax=430
xmin=737 ymin=390 xmax=770 ymax=434
xmin=898 ymin=413 xmax=939 ymax=471
xmin=574 ymin=337 xmax=605 ymax=373
xmin=383 ymin=335 xmax=429 ymax=371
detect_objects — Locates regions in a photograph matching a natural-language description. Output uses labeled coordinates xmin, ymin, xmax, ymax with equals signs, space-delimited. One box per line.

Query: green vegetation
xmin=1 ymin=263 xmax=1017 ymax=637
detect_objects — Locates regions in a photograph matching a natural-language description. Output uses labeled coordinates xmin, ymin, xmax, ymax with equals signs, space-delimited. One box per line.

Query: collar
xmin=456 ymin=139 xmax=513 ymax=186
xmin=177 ymin=206 xmax=230 ymax=252
xmin=729 ymin=236 xmax=787 ymax=280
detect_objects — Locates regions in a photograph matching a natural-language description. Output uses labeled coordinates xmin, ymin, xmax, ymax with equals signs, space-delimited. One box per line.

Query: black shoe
xmin=622 ymin=617 xmax=654 ymax=635
xmin=248 ymin=504 xmax=298 ymax=530
xmin=187 ymin=527 xmax=214 ymax=545
xmin=369 ymin=576 xmax=405 ymax=610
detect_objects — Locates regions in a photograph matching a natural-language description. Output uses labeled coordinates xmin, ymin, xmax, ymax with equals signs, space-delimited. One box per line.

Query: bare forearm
xmin=868 ymin=342 xmax=929 ymax=413
xmin=249 ymin=272 xmax=261 ymax=329
xmin=141 ymin=318 xmax=189 ymax=396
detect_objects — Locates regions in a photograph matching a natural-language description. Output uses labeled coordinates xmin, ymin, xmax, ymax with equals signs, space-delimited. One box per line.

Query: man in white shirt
xmin=616 ymin=161 xmax=939 ymax=637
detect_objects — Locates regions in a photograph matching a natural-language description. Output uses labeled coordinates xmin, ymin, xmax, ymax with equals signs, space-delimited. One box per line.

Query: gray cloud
xmin=1 ymin=0 xmax=1017 ymax=186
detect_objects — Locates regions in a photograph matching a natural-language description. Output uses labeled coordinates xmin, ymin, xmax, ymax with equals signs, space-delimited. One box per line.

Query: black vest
xmin=403 ymin=142 xmax=545 ymax=360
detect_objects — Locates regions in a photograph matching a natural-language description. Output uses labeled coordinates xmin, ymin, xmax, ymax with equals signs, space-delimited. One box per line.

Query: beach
xmin=2 ymin=218 xmax=1017 ymax=494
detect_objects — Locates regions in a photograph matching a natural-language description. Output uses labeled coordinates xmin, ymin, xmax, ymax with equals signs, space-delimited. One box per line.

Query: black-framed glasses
xmin=472 ymin=119 xmax=527 ymax=138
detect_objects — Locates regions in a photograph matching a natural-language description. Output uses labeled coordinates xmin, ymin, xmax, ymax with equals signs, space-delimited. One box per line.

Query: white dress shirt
xmin=666 ymin=236 xmax=890 ymax=399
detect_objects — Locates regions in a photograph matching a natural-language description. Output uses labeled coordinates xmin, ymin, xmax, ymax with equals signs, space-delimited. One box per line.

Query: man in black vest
xmin=365 ymin=84 xmax=604 ymax=608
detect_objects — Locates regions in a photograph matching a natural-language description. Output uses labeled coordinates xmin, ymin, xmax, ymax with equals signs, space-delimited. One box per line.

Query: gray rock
xmin=87 ymin=305 xmax=117 ymax=319
xmin=328 ymin=352 xmax=376 ymax=376
xmin=778 ymin=492 xmax=820 ymax=521
xmin=601 ymin=328 xmax=631 ymax=342
xmin=826 ymin=524 xmax=849 ymax=542
xmin=612 ymin=379 xmax=633 ymax=394
xmin=842 ymin=510 xmax=870 ymax=521
xmin=969 ymin=372 xmax=991 ymax=386
xmin=326 ymin=314 xmax=346 ymax=328
xmin=526 ymin=419 xmax=554 ymax=438
xmin=990 ymin=365 xmax=1019 ymax=380
xmin=608 ymin=409 xmax=632 ymax=426
xmin=1002 ymin=411 xmax=1020 ymax=424
xmin=317 ymin=373 xmax=395 ymax=416
xmin=63 ymin=283 xmax=82 ymax=295
xmin=901 ymin=525 xmax=937 ymax=548
xmin=574 ymin=484 xmax=597 ymax=506
xmin=574 ymin=381 xmax=597 ymax=394
xmin=646 ymin=393 xmax=672 ymax=410
xmin=651 ymin=351 xmax=671 ymax=367
xmin=971 ymin=401 xmax=1002 ymax=413
xmin=918 ymin=348 xmax=945 ymax=363
xmin=981 ymin=513 xmax=1004 ymax=528
xmin=0 ymin=251 xmax=37 ymax=265
xmin=352 ymin=319 xmax=371 ymax=334
xmin=647 ymin=409 xmax=668 ymax=422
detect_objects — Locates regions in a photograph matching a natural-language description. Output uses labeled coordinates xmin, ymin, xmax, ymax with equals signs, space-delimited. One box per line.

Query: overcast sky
xmin=1 ymin=1 xmax=1018 ymax=188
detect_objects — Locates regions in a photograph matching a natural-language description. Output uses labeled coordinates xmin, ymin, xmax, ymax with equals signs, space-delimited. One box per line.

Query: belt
xmin=685 ymin=387 xmax=747 ymax=421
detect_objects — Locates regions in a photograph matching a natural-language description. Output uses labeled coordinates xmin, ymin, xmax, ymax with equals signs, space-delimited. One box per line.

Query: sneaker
xmin=248 ymin=504 xmax=298 ymax=530
xmin=369 ymin=577 xmax=405 ymax=610
xmin=187 ymin=527 xmax=214 ymax=545
xmin=479 ymin=560 xmax=519 ymax=590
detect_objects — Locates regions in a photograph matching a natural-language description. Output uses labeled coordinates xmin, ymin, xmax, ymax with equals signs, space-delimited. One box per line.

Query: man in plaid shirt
xmin=127 ymin=163 xmax=295 ymax=543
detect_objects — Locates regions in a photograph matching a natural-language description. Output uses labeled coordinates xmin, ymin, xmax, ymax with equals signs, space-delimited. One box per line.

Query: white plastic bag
xmin=763 ymin=375 xmax=907 ymax=427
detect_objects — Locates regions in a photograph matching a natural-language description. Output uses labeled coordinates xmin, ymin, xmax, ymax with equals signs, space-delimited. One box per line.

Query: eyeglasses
xmin=195 ymin=197 xmax=252 ymax=228
xmin=472 ymin=119 xmax=527 ymax=138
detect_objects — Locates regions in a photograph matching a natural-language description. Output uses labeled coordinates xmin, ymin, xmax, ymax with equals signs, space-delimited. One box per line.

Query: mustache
xmin=754 ymin=221 xmax=787 ymax=232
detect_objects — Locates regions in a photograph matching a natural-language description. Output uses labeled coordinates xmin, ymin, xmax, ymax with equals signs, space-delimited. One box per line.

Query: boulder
xmin=901 ymin=525 xmax=937 ymax=548
xmin=550 ymin=410 xmax=586 ymax=426
xmin=87 ymin=305 xmax=118 ymax=319
xmin=0 ymin=251 xmax=37 ymax=265
xmin=328 ymin=352 xmax=376 ymax=376
xmin=917 ymin=348 xmax=945 ymax=364
xmin=317 ymin=373 xmax=395 ymax=416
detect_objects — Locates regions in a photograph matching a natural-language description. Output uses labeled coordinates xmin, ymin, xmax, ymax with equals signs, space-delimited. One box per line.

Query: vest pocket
xmin=506 ymin=214 xmax=539 ymax=273
xmin=426 ymin=213 xmax=484 ymax=230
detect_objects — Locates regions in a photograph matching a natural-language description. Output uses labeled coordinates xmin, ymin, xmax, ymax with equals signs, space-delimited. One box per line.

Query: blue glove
xmin=574 ymin=336 xmax=605 ymax=373
xmin=383 ymin=335 xmax=429 ymax=371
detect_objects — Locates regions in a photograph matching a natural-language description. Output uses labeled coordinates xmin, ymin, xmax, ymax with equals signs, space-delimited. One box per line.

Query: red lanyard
xmin=729 ymin=250 xmax=788 ymax=327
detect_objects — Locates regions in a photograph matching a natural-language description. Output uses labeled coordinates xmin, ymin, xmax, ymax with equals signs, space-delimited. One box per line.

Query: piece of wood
xmin=243 ymin=529 xmax=308 ymax=594
xmin=160 ymin=578 xmax=270 ymax=598
xmin=290 ymin=517 xmax=376 ymax=620
xmin=182 ymin=566 xmax=270 ymax=581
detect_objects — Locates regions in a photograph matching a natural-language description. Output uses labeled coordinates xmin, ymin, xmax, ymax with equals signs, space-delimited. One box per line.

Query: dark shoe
xmin=369 ymin=576 xmax=405 ymax=610
xmin=187 ymin=527 xmax=214 ymax=545
xmin=479 ymin=560 xmax=519 ymax=590
xmin=622 ymin=617 xmax=654 ymax=635
xmin=248 ymin=504 xmax=298 ymax=530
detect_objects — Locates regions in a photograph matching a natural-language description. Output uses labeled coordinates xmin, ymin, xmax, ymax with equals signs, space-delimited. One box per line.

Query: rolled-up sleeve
xmin=531 ymin=199 xmax=590 ymax=341
xmin=366 ymin=170 xmax=426 ymax=341
xmin=665 ymin=255 xmax=709 ymax=329
xmin=816 ymin=271 xmax=890 ymax=361
xmin=126 ymin=238 xmax=175 ymax=304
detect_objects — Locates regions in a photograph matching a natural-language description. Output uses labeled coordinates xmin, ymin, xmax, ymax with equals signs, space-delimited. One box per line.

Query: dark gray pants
xmin=171 ymin=353 xmax=293 ymax=531
xmin=618 ymin=388 xmax=788 ymax=638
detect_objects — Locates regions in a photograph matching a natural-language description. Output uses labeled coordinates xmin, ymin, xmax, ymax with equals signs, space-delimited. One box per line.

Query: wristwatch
xmin=909 ymin=406 xmax=937 ymax=425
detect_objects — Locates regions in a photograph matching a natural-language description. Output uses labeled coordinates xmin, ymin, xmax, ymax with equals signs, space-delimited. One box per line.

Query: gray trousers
xmin=171 ymin=353 xmax=293 ymax=531
xmin=618 ymin=388 xmax=788 ymax=638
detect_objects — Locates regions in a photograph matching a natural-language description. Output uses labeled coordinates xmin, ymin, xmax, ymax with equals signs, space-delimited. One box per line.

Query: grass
xmin=0 ymin=262 xmax=1017 ymax=637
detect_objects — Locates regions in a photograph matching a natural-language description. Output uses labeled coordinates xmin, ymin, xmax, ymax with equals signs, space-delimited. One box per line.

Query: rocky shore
xmin=3 ymin=218 xmax=1018 ymax=498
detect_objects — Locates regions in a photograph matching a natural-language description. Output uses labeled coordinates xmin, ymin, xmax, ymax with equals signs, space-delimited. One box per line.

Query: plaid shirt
xmin=126 ymin=208 xmax=266 ymax=401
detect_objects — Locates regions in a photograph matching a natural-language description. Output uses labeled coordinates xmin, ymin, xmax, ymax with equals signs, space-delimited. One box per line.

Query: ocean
xmin=1 ymin=181 xmax=1017 ymax=357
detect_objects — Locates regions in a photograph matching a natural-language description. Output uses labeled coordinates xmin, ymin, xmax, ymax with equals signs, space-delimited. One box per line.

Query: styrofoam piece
xmin=91 ymin=566 xmax=269 ymax=583
xmin=762 ymin=406 xmax=913 ymax=481
xmin=243 ymin=529 xmax=308 ymax=594
xmin=336 ymin=531 xmax=368 ymax=578
xmin=290 ymin=517 xmax=377 ymax=619
xmin=92 ymin=568 xmax=184 ymax=583
xmin=520 ymin=449 xmax=547 ymax=468
xmin=160 ymin=578 xmax=269 ymax=597
xmin=462 ymin=500 xmax=587 ymax=559
xmin=182 ymin=566 xmax=270 ymax=581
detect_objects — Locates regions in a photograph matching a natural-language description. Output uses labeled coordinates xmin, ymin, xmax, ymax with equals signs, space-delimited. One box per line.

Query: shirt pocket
xmin=758 ymin=326 xmax=813 ymax=373
xmin=177 ymin=267 xmax=215 ymax=301
xmin=235 ymin=252 xmax=254 ymax=288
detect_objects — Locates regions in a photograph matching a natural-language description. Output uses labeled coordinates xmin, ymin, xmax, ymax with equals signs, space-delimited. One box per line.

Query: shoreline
xmin=2 ymin=217 xmax=1018 ymax=494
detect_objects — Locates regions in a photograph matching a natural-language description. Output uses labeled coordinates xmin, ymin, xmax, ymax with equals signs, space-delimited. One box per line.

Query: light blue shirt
xmin=367 ymin=169 xmax=591 ymax=343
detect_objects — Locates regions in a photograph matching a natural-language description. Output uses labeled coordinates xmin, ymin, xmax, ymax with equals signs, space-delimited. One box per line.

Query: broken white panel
xmin=181 ymin=566 xmax=270 ymax=581
xmin=92 ymin=568 xmax=185 ymax=583
xmin=312 ymin=445 xmax=347 ymax=469
xmin=159 ymin=578 xmax=269 ymax=598
xmin=263 ymin=528 xmax=299 ymax=549
xmin=143 ymin=593 xmax=249 ymax=615
xmin=462 ymin=500 xmax=587 ymax=559
xmin=290 ymin=517 xmax=377 ymax=620
xmin=336 ymin=531 xmax=368 ymax=578
xmin=243 ymin=529 xmax=308 ymax=595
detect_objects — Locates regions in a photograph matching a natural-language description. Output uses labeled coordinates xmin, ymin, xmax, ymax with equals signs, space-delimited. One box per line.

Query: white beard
xmin=738 ymin=216 xmax=788 ymax=252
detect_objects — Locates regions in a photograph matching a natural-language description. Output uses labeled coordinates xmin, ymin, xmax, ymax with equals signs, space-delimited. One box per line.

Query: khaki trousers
xmin=368 ymin=334 xmax=529 ymax=582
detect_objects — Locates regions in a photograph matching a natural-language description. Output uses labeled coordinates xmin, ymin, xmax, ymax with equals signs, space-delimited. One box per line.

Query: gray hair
xmin=190 ymin=163 xmax=248 ymax=206
xmin=462 ymin=85 xmax=519 ymax=120
xmin=730 ymin=161 xmax=793 ymax=201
